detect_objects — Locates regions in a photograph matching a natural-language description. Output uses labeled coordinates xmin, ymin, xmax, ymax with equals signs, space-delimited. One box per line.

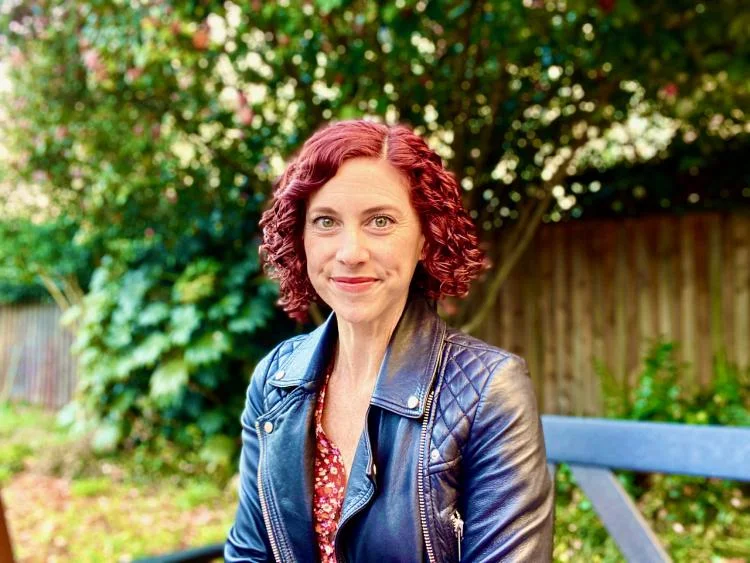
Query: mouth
xmin=330 ymin=277 xmax=379 ymax=293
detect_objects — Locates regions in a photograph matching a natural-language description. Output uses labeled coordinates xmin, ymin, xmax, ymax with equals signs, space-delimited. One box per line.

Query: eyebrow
xmin=307 ymin=205 xmax=402 ymax=217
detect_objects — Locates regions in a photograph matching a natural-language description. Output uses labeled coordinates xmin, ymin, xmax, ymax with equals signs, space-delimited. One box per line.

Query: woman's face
xmin=303 ymin=157 xmax=425 ymax=327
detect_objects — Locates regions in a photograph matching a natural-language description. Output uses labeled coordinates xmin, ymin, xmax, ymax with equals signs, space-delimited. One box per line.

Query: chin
xmin=329 ymin=300 xmax=380 ymax=325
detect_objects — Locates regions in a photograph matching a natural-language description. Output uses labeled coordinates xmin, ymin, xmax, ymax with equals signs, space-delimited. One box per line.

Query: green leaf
xmin=228 ymin=297 xmax=273 ymax=334
xmin=168 ymin=305 xmax=201 ymax=345
xmin=173 ymin=272 xmax=216 ymax=303
xmin=138 ymin=302 xmax=170 ymax=326
xmin=60 ymin=304 xmax=81 ymax=327
xmin=114 ymin=268 xmax=153 ymax=323
xmin=447 ymin=1 xmax=471 ymax=20
xmin=207 ymin=292 xmax=243 ymax=320
xmin=185 ymin=331 xmax=230 ymax=366
xmin=315 ymin=0 xmax=343 ymax=15
xmin=150 ymin=358 xmax=190 ymax=400
xmin=91 ymin=421 xmax=123 ymax=454
xmin=131 ymin=332 xmax=170 ymax=368
xmin=197 ymin=410 xmax=226 ymax=435
xmin=199 ymin=434 xmax=236 ymax=469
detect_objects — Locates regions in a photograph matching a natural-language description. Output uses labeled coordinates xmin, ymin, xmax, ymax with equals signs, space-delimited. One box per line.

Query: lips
xmin=330 ymin=276 xmax=379 ymax=293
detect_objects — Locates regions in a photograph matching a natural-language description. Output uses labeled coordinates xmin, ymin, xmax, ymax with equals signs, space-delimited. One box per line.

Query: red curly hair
xmin=259 ymin=119 xmax=485 ymax=322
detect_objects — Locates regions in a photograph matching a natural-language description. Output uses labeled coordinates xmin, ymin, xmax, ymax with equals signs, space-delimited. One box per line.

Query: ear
xmin=418 ymin=235 xmax=427 ymax=261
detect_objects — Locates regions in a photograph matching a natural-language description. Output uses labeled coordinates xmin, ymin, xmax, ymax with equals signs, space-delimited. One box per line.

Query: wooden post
xmin=0 ymin=491 xmax=15 ymax=563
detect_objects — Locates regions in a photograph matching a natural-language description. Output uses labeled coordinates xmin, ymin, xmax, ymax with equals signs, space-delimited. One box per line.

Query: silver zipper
xmin=255 ymin=420 xmax=284 ymax=562
xmin=418 ymin=386 xmax=438 ymax=563
xmin=450 ymin=509 xmax=464 ymax=561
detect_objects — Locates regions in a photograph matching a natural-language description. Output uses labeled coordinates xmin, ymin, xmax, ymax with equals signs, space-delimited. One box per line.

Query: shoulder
xmin=246 ymin=333 xmax=309 ymax=404
xmin=441 ymin=328 xmax=536 ymax=422
xmin=266 ymin=333 xmax=309 ymax=371
xmin=443 ymin=328 xmax=527 ymax=384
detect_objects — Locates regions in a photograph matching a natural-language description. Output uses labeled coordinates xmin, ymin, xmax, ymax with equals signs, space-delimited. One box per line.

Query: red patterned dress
xmin=312 ymin=365 xmax=347 ymax=563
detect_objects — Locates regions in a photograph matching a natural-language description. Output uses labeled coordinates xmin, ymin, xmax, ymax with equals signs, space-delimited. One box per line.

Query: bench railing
xmin=5 ymin=417 xmax=746 ymax=563
xmin=542 ymin=415 xmax=750 ymax=563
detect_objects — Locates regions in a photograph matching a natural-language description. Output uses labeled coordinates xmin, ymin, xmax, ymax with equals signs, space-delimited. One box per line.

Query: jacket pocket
xmin=427 ymin=464 xmax=463 ymax=562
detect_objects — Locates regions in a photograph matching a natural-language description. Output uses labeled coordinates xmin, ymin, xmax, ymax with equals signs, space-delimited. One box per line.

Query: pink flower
xmin=82 ymin=49 xmax=101 ymax=72
xmin=236 ymin=107 xmax=254 ymax=126
xmin=126 ymin=67 xmax=144 ymax=82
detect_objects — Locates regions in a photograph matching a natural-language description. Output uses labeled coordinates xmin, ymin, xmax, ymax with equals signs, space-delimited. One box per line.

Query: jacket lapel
xmin=369 ymin=294 xmax=447 ymax=418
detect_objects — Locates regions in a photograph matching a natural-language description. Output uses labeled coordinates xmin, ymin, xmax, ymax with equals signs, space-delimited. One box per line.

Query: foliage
xmin=0 ymin=217 xmax=91 ymax=305
xmin=2 ymin=0 xmax=749 ymax=280
xmin=60 ymin=207 xmax=295 ymax=465
xmin=598 ymin=340 xmax=750 ymax=425
xmin=554 ymin=342 xmax=750 ymax=561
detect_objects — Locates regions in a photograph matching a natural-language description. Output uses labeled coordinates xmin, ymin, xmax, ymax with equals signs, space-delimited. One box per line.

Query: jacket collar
xmin=269 ymin=293 xmax=447 ymax=418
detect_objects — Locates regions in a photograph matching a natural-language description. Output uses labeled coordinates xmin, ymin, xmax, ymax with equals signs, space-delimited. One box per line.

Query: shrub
xmin=60 ymin=210 xmax=297 ymax=472
xmin=554 ymin=341 xmax=750 ymax=561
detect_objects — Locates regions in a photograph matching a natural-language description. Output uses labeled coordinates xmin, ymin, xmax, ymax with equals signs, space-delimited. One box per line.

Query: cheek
xmin=303 ymin=236 xmax=329 ymax=273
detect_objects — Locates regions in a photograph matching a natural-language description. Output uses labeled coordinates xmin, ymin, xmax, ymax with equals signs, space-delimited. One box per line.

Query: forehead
xmin=307 ymin=157 xmax=413 ymax=211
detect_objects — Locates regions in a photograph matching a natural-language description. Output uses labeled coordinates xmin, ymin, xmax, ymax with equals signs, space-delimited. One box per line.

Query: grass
xmin=1 ymin=402 xmax=236 ymax=562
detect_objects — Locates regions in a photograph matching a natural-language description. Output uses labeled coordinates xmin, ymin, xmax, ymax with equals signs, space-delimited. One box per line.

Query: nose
xmin=336 ymin=227 xmax=369 ymax=265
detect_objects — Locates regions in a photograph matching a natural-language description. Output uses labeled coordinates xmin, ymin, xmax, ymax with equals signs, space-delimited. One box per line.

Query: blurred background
xmin=0 ymin=0 xmax=748 ymax=561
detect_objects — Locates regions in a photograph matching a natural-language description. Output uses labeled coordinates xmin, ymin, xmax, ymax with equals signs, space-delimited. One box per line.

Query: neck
xmin=333 ymin=296 xmax=408 ymax=390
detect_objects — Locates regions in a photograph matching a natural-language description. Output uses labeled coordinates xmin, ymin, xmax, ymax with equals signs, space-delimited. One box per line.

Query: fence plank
xmin=708 ymin=215 xmax=724 ymax=363
xmin=734 ymin=217 xmax=750 ymax=368
xmin=539 ymin=225 xmax=558 ymax=413
xmin=679 ymin=216 xmax=697 ymax=385
xmin=722 ymin=215 xmax=736 ymax=364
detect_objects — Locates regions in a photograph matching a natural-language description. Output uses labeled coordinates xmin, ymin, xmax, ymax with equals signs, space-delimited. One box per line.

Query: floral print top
xmin=313 ymin=364 xmax=347 ymax=563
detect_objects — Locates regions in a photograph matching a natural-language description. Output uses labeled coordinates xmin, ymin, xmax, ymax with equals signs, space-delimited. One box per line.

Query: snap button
xmin=430 ymin=448 xmax=440 ymax=462
xmin=263 ymin=421 xmax=274 ymax=433
xmin=274 ymin=370 xmax=285 ymax=380
xmin=407 ymin=395 xmax=419 ymax=409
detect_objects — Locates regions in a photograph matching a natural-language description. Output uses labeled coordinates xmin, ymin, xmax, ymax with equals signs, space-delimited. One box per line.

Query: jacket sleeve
xmin=460 ymin=354 xmax=554 ymax=562
xmin=224 ymin=346 xmax=279 ymax=562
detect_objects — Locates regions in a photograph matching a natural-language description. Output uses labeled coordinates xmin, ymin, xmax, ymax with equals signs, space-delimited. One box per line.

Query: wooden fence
xmin=474 ymin=211 xmax=750 ymax=416
xmin=0 ymin=303 xmax=76 ymax=408
xmin=2 ymin=211 xmax=749 ymax=413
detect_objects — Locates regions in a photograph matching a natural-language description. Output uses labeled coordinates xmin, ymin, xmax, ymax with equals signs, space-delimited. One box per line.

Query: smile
xmin=330 ymin=277 xmax=379 ymax=293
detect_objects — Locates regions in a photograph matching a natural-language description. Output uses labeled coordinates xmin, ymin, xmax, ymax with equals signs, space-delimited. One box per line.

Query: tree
xmin=1 ymin=0 xmax=747 ymax=455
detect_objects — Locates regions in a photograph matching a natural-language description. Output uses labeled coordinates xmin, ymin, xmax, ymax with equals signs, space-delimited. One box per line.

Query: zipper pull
xmin=450 ymin=509 xmax=464 ymax=561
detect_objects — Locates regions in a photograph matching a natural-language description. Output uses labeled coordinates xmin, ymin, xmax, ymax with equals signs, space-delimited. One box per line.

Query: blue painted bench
xmin=543 ymin=415 xmax=750 ymax=562
xmin=4 ymin=417 xmax=744 ymax=563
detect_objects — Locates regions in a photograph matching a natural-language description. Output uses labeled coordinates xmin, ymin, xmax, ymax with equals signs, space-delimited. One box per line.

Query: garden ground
xmin=1 ymin=403 xmax=235 ymax=563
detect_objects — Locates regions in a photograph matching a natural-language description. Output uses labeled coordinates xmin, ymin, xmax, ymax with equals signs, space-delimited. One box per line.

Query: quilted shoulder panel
xmin=260 ymin=334 xmax=308 ymax=411
xmin=429 ymin=330 xmax=511 ymax=467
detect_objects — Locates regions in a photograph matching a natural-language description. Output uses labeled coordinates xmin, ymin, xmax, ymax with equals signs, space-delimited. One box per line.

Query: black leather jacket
xmin=225 ymin=295 xmax=553 ymax=562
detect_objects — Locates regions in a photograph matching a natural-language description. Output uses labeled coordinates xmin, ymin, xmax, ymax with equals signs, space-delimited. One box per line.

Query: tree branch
xmin=38 ymin=273 xmax=72 ymax=312
xmin=460 ymin=138 xmax=586 ymax=334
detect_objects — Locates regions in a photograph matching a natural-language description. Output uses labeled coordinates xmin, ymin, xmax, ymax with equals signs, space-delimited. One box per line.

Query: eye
xmin=313 ymin=216 xmax=336 ymax=229
xmin=371 ymin=215 xmax=394 ymax=229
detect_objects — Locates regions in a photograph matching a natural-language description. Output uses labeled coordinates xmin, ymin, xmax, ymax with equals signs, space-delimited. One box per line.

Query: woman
xmin=225 ymin=119 xmax=553 ymax=562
